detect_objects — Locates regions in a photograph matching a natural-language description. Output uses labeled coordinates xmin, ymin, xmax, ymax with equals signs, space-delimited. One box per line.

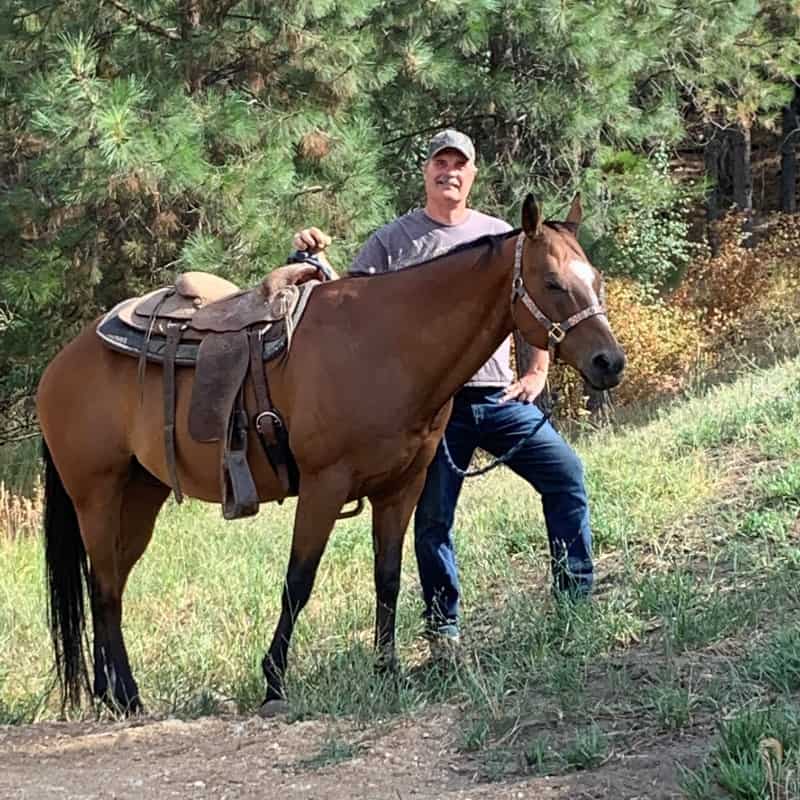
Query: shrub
xmin=547 ymin=211 xmax=800 ymax=421
xmin=674 ymin=212 xmax=800 ymax=342
xmin=587 ymin=145 xmax=700 ymax=295
xmin=547 ymin=278 xmax=705 ymax=416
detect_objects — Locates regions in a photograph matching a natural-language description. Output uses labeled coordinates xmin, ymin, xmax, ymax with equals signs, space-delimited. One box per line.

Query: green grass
xmin=745 ymin=627 xmax=800 ymax=695
xmin=297 ymin=729 xmax=362 ymax=770
xmin=563 ymin=723 xmax=609 ymax=770
xmin=1 ymin=355 xmax=800 ymax=791
xmin=681 ymin=706 xmax=800 ymax=800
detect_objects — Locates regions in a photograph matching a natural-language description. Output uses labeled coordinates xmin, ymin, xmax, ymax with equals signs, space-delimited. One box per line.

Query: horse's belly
xmin=129 ymin=365 xmax=286 ymax=504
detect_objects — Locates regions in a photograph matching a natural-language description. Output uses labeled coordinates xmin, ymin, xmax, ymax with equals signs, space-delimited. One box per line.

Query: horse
xmin=37 ymin=194 xmax=625 ymax=716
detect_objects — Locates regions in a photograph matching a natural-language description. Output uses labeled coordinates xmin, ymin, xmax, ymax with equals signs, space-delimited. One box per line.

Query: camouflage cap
xmin=426 ymin=129 xmax=476 ymax=162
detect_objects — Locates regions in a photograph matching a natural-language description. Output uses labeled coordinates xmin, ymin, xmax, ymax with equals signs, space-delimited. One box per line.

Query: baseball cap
xmin=426 ymin=129 xmax=476 ymax=163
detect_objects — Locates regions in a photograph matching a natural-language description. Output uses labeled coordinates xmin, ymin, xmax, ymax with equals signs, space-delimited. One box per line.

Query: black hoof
xmin=258 ymin=699 xmax=290 ymax=718
xmin=374 ymin=655 xmax=400 ymax=675
xmin=96 ymin=688 xmax=143 ymax=716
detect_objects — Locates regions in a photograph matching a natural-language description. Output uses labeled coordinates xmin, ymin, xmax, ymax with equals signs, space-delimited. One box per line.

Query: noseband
xmin=510 ymin=233 xmax=606 ymax=360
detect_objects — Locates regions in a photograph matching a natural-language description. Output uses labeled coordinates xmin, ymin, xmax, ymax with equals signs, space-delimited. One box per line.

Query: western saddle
xmin=97 ymin=262 xmax=325 ymax=519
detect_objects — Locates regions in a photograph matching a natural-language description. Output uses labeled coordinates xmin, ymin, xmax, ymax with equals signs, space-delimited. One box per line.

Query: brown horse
xmin=37 ymin=194 xmax=624 ymax=715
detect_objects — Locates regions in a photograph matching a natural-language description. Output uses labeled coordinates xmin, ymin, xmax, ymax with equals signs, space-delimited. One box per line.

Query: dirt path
xmin=1 ymin=710 xmax=704 ymax=799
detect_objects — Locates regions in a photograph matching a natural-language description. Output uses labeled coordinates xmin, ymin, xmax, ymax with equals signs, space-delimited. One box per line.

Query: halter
xmin=510 ymin=233 xmax=606 ymax=361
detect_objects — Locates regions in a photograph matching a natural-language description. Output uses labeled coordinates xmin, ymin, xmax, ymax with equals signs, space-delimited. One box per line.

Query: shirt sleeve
xmin=348 ymin=233 xmax=390 ymax=276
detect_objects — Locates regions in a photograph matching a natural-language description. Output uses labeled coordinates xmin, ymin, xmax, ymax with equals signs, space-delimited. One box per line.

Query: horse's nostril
xmin=593 ymin=352 xmax=612 ymax=372
xmin=593 ymin=351 xmax=625 ymax=375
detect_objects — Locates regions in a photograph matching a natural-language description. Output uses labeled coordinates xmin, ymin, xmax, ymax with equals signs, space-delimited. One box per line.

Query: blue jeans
xmin=414 ymin=386 xmax=593 ymax=624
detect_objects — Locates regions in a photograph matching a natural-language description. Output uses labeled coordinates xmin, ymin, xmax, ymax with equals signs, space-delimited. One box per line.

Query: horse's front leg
xmin=370 ymin=471 xmax=428 ymax=670
xmin=261 ymin=466 xmax=351 ymax=713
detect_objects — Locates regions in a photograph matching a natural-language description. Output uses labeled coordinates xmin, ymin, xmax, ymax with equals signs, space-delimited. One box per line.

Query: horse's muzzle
xmin=583 ymin=348 xmax=626 ymax=390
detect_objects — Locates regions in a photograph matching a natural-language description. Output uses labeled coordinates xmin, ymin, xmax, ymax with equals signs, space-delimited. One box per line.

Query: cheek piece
xmin=510 ymin=234 xmax=607 ymax=361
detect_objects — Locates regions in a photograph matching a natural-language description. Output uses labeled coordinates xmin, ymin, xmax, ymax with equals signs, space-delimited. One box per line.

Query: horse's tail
xmin=42 ymin=439 xmax=89 ymax=708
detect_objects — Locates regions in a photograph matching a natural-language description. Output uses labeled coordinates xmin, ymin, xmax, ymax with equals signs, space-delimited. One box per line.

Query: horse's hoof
xmin=374 ymin=656 xmax=399 ymax=675
xmin=258 ymin=699 xmax=290 ymax=718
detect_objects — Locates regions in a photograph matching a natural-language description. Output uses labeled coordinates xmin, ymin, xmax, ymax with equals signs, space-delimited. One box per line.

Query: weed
xmin=738 ymin=508 xmax=795 ymax=541
xmin=460 ymin=717 xmax=491 ymax=752
xmin=754 ymin=463 xmax=800 ymax=507
xmin=562 ymin=724 xmax=608 ymax=770
xmin=648 ymin=684 xmax=696 ymax=731
xmin=523 ymin=735 xmax=552 ymax=773
xmin=481 ymin=748 xmax=516 ymax=782
xmin=680 ymin=706 xmax=800 ymax=800
xmin=299 ymin=732 xmax=361 ymax=770
xmin=678 ymin=761 xmax=717 ymax=800
xmin=746 ymin=628 xmax=800 ymax=694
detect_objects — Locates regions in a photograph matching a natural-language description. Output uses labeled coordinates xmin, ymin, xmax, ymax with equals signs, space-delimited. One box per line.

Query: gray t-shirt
xmin=349 ymin=209 xmax=514 ymax=387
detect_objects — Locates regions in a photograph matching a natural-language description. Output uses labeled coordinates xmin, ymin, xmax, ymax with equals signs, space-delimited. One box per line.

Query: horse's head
xmin=512 ymin=193 xmax=625 ymax=390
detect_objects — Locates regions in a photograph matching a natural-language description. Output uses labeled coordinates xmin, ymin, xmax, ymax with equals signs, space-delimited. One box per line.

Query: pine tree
xmin=0 ymin=0 xmax=397 ymax=438
xmin=1 ymin=0 xmax=798 ymax=439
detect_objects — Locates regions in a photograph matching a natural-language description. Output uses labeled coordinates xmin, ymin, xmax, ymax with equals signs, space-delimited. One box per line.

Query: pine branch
xmin=104 ymin=0 xmax=181 ymax=41
xmin=199 ymin=57 xmax=247 ymax=89
xmin=214 ymin=1 xmax=245 ymax=23
xmin=383 ymin=115 xmax=500 ymax=147
xmin=12 ymin=1 xmax=62 ymax=23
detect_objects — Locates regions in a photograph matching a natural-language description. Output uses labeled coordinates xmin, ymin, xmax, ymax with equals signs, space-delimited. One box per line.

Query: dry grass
xmin=0 ymin=477 xmax=42 ymax=539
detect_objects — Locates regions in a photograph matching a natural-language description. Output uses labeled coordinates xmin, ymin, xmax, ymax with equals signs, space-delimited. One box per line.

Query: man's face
xmin=423 ymin=148 xmax=477 ymax=206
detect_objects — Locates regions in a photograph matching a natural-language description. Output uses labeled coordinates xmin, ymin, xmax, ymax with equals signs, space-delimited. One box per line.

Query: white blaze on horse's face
xmin=568 ymin=258 xmax=600 ymax=304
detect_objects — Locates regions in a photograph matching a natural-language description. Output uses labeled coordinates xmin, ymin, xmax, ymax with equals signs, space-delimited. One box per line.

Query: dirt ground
xmin=1 ymin=708 xmax=706 ymax=800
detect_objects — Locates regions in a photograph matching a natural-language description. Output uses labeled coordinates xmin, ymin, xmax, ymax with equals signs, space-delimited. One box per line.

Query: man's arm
xmin=501 ymin=331 xmax=549 ymax=403
xmin=291 ymin=227 xmax=389 ymax=277
xmin=291 ymin=227 xmax=338 ymax=277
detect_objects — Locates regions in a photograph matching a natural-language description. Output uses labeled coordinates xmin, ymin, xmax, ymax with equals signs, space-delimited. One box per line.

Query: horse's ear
xmin=522 ymin=193 xmax=543 ymax=239
xmin=566 ymin=193 xmax=582 ymax=227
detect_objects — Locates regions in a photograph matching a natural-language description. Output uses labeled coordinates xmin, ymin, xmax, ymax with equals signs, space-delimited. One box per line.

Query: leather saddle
xmin=97 ymin=264 xmax=324 ymax=519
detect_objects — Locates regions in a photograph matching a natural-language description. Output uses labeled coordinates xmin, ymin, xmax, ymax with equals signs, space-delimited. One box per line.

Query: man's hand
xmin=292 ymin=227 xmax=332 ymax=253
xmin=500 ymin=370 xmax=547 ymax=404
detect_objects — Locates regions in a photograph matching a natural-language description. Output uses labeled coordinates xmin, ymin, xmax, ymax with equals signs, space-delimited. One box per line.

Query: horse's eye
xmin=545 ymin=279 xmax=567 ymax=292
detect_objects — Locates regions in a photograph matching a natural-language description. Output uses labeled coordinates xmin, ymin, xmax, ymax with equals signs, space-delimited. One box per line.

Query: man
xmin=292 ymin=129 xmax=594 ymax=650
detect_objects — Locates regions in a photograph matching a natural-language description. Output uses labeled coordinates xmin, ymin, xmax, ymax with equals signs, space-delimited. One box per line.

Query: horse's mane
xmin=348 ymin=219 xmax=576 ymax=279
xmin=348 ymin=228 xmax=518 ymax=279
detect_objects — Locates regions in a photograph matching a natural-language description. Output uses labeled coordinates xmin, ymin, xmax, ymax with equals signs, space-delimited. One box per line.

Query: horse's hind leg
xmin=261 ymin=468 xmax=351 ymax=709
xmin=83 ymin=467 xmax=169 ymax=713
xmin=370 ymin=471 xmax=428 ymax=670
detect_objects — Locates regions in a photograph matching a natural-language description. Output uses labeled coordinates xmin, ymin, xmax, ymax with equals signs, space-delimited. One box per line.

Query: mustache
xmin=435 ymin=177 xmax=461 ymax=187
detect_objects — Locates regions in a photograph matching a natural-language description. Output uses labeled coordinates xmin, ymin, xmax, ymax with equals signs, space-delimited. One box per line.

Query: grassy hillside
xmin=2 ymin=356 xmax=799 ymax=797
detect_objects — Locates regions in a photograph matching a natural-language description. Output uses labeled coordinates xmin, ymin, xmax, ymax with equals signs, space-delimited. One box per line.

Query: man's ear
xmin=566 ymin=193 xmax=582 ymax=227
xmin=522 ymin=193 xmax=543 ymax=239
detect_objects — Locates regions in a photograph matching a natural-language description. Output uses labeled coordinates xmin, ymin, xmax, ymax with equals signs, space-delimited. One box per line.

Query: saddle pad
xmin=97 ymin=306 xmax=287 ymax=363
xmin=188 ymin=332 xmax=251 ymax=442
xmin=96 ymin=280 xmax=318 ymax=363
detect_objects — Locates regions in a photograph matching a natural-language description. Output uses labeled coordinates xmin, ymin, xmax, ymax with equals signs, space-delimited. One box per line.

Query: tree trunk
xmin=183 ymin=0 xmax=202 ymax=93
xmin=780 ymin=87 xmax=799 ymax=213
xmin=704 ymin=123 xmax=723 ymax=256
xmin=488 ymin=23 xmax=520 ymax=164
xmin=731 ymin=122 xmax=753 ymax=244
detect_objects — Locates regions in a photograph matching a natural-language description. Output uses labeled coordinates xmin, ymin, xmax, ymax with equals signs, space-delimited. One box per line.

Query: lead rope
xmin=439 ymin=403 xmax=554 ymax=478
